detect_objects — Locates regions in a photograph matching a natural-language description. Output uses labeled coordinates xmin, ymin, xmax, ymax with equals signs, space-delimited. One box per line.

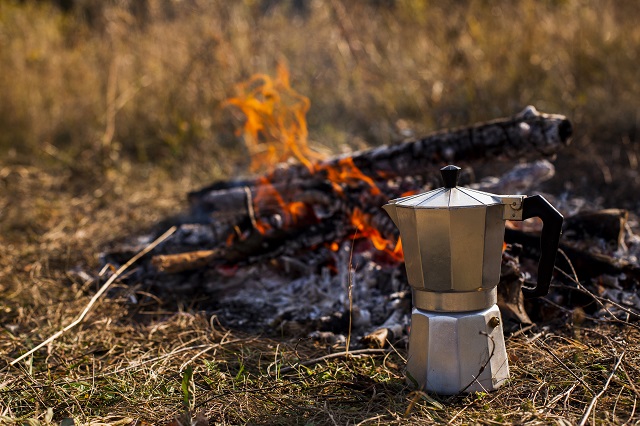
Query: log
xmin=189 ymin=105 xmax=571 ymax=204
xmin=103 ymin=108 xmax=570 ymax=273
xmin=152 ymin=250 xmax=218 ymax=273
xmin=505 ymin=211 xmax=640 ymax=284
xmin=196 ymin=106 xmax=571 ymax=196
xmin=498 ymin=246 xmax=533 ymax=329
xmin=298 ymin=105 xmax=570 ymax=182
xmin=173 ymin=107 xmax=571 ymax=266
xmin=563 ymin=209 xmax=628 ymax=249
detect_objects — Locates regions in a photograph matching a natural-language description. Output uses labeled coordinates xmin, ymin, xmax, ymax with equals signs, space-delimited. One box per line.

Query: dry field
xmin=2 ymin=1 xmax=640 ymax=424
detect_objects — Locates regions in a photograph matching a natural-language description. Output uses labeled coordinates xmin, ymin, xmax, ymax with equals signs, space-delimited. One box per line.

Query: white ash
xmin=203 ymin=241 xmax=410 ymax=340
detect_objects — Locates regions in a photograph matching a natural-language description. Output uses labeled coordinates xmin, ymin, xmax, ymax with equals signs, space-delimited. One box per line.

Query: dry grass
xmin=2 ymin=0 xmax=640 ymax=424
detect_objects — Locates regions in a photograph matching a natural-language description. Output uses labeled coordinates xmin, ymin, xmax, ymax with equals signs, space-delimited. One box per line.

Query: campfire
xmin=103 ymin=68 xmax=640 ymax=348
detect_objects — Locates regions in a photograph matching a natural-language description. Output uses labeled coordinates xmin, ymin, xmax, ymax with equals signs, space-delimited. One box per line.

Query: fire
xmin=316 ymin=157 xmax=381 ymax=196
xmin=252 ymin=176 xmax=309 ymax=234
xmin=351 ymin=209 xmax=404 ymax=261
xmin=224 ymin=63 xmax=324 ymax=173
xmin=226 ymin=65 xmax=402 ymax=261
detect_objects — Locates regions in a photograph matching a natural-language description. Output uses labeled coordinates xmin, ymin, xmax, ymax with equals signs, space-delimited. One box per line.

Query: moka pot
xmin=383 ymin=165 xmax=563 ymax=394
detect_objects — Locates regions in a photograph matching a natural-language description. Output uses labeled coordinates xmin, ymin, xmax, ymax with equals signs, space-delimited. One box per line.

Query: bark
xmin=152 ymin=250 xmax=218 ymax=274
xmin=563 ymin=209 xmax=628 ymax=249
xmin=189 ymin=106 xmax=571 ymax=204
xmin=178 ymin=107 xmax=571 ymax=266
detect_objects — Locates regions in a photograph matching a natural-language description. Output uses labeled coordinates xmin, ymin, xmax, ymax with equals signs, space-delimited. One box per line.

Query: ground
xmin=2 ymin=1 xmax=640 ymax=424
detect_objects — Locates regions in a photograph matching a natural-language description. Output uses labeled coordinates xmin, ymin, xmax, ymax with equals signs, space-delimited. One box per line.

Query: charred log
xmin=190 ymin=106 xmax=571 ymax=203
xmin=176 ymin=107 xmax=571 ymax=266
xmin=498 ymin=245 xmax=533 ymax=329
xmin=505 ymin=210 xmax=640 ymax=284
xmin=563 ymin=209 xmax=628 ymax=249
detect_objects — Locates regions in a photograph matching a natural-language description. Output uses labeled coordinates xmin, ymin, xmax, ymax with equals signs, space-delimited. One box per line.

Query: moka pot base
xmin=406 ymin=301 xmax=509 ymax=395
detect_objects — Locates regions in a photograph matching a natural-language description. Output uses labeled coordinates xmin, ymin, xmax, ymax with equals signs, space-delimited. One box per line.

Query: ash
xmin=203 ymin=242 xmax=410 ymax=344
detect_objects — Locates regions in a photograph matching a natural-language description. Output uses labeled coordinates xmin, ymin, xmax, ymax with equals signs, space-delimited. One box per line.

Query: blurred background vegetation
xmin=2 ymin=0 xmax=640 ymax=207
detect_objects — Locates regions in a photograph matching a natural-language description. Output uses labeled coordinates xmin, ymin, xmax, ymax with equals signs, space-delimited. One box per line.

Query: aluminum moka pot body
xmin=384 ymin=183 xmax=509 ymax=312
xmin=383 ymin=165 xmax=563 ymax=394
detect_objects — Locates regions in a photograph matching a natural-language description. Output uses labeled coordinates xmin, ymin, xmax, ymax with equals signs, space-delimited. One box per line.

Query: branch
xmin=10 ymin=226 xmax=177 ymax=366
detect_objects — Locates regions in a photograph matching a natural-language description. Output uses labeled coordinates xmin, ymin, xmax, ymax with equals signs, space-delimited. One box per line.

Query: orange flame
xmin=351 ymin=209 xmax=404 ymax=261
xmin=225 ymin=63 xmax=324 ymax=173
xmin=252 ymin=176 xmax=309 ymax=233
xmin=315 ymin=157 xmax=381 ymax=196
xmin=226 ymin=65 xmax=401 ymax=261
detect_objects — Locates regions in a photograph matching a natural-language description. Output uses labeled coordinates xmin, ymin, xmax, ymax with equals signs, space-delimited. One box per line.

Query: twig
xmin=506 ymin=323 xmax=536 ymax=340
xmin=355 ymin=415 xmax=385 ymax=426
xmin=537 ymin=339 xmax=593 ymax=395
xmin=628 ymin=397 xmax=638 ymax=425
xmin=447 ymin=403 xmax=470 ymax=424
xmin=10 ymin=226 xmax=177 ymax=366
xmin=526 ymin=332 xmax=544 ymax=344
xmin=274 ymin=348 xmax=389 ymax=375
xmin=578 ymin=351 xmax=625 ymax=426
xmin=545 ymin=382 xmax=578 ymax=410
xmin=541 ymin=295 xmax=640 ymax=332
xmin=346 ymin=229 xmax=358 ymax=355
xmin=622 ymin=364 xmax=640 ymax=398
xmin=554 ymin=262 xmax=640 ymax=321
xmin=454 ymin=331 xmax=495 ymax=396
xmin=557 ymin=248 xmax=579 ymax=283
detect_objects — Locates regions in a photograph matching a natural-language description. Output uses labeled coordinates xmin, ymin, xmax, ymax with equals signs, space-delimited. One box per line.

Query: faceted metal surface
xmin=388 ymin=186 xmax=502 ymax=209
xmin=406 ymin=305 xmax=510 ymax=394
xmin=384 ymin=203 xmax=506 ymax=294
xmin=383 ymin=173 xmax=522 ymax=395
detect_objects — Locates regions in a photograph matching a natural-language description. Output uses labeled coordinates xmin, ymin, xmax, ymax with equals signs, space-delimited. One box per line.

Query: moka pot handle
xmin=520 ymin=195 xmax=564 ymax=298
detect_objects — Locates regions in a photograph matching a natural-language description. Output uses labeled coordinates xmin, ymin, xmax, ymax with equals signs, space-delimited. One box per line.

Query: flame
xmin=225 ymin=63 xmax=324 ymax=173
xmin=252 ymin=176 xmax=309 ymax=233
xmin=400 ymin=189 xmax=418 ymax=197
xmin=351 ymin=209 xmax=404 ymax=261
xmin=315 ymin=157 xmax=381 ymax=196
xmin=226 ymin=65 xmax=402 ymax=261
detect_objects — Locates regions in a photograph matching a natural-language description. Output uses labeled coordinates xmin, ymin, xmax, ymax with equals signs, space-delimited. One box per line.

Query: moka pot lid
xmin=388 ymin=165 xmax=502 ymax=209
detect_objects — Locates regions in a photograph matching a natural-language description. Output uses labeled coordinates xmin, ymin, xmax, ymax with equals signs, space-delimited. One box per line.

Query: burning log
xmin=191 ymin=105 xmax=571 ymax=197
xmin=177 ymin=106 xmax=571 ymax=266
xmin=97 ymin=67 xmax=638 ymax=348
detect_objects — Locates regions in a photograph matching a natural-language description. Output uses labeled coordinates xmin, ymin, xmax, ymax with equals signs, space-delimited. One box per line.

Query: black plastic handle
xmin=520 ymin=195 xmax=564 ymax=298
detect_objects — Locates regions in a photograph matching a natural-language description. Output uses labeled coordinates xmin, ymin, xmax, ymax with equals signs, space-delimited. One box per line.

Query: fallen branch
xmin=10 ymin=226 xmax=177 ymax=366
xmin=152 ymin=249 xmax=218 ymax=273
